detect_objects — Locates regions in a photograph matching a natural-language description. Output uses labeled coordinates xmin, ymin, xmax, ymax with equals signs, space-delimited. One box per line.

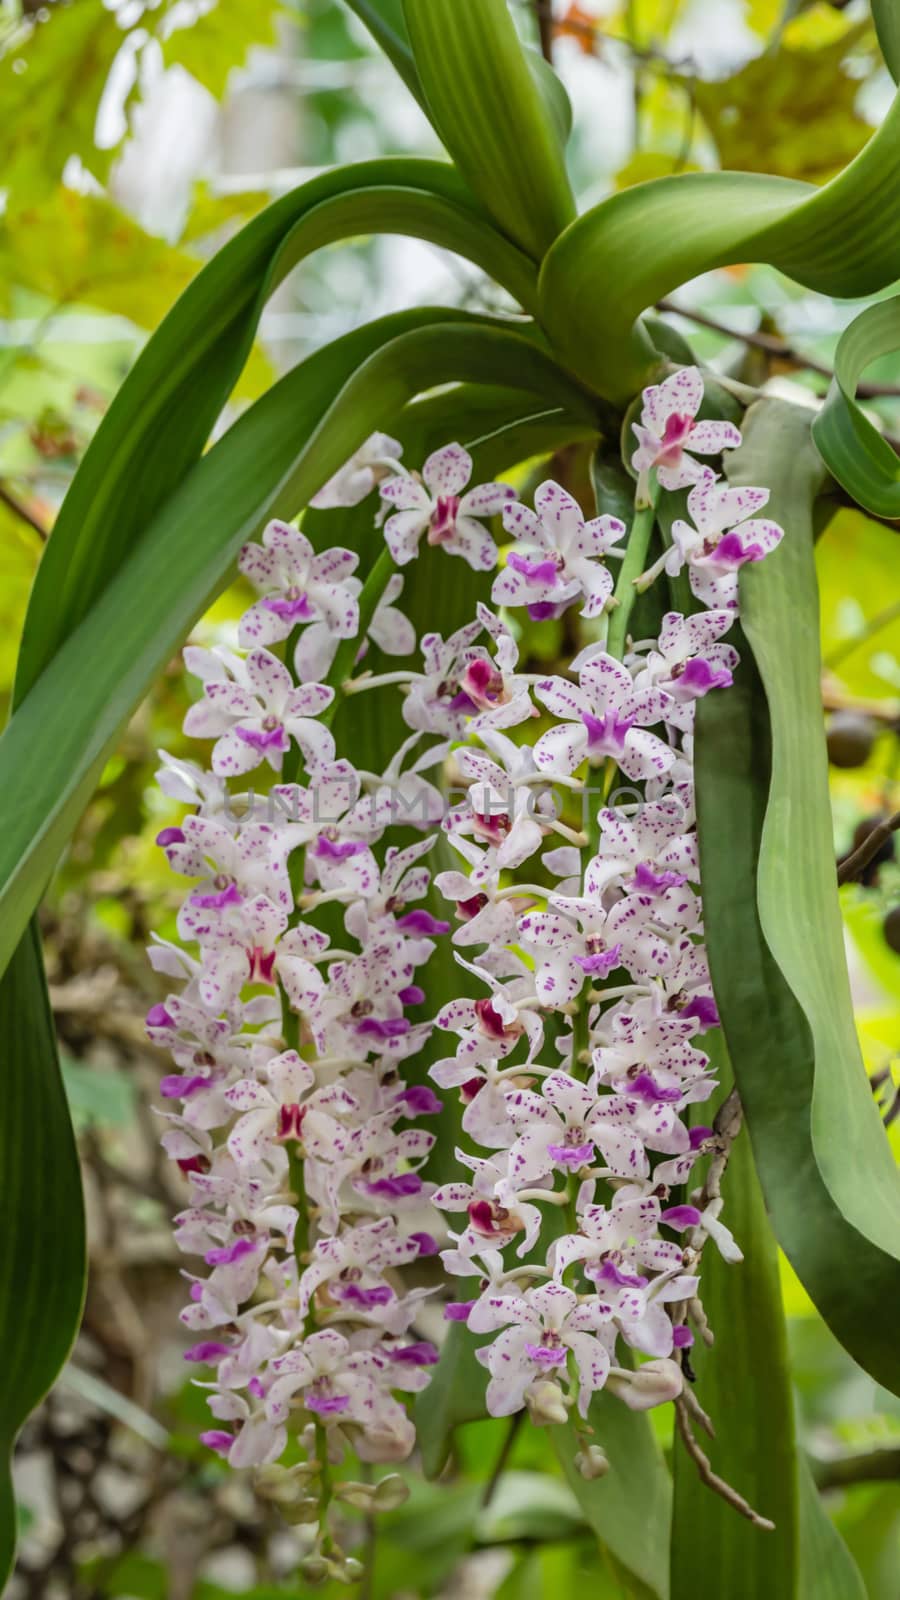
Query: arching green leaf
xmin=342 ymin=0 xmax=423 ymax=103
xmin=14 ymin=159 xmax=536 ymax=702
xmin=0 ymin=313 xmax=596 ymax=978
xmin=812 ymin=296 xmax=900 ymax=519
xmin=402 ymin=0 xmax=575 ymax=258
xmin=873 ymin=0 xmax=900 ymax=82
xmin=539 ymin=92 xmax=900 ymax=399
xmin=696 ymin=399 xmax=900 ymax=1393
xmin=0 ymin=922 xmax=86 ymax=1584
xmin=671 ymin=1056 xmax=864 ymax=1600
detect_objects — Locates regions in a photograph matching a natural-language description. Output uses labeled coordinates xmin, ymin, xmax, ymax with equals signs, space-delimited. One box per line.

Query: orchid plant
xmin=149 ymin=386 xmax=773 ymax=1575
xmin=3 ymin=1 xmax=900 ymax=1594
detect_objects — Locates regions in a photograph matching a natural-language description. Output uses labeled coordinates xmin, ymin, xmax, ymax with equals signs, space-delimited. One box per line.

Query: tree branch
xmin=837 ymin=810 xmax=900 ymax=885
xmin=811 ymin=1445 xmax=900 ymax=1491
xmin=657 ymin=298 xmax=900 ymax=400
xmin=533 ymin=0 xmax=553 ymax=61
xmin=0 ymin=479 xmax=49 ymax=541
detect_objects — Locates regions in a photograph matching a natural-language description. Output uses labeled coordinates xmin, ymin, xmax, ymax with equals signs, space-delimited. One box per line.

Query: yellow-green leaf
xmin=0 ymin=0 xmax=124 ymax=200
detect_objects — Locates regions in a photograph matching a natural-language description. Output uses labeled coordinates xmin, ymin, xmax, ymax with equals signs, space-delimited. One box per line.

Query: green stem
xmin=606 ymin=475 xmax=660 ymax=660
xmin=323 ymin=545 xmax=397 ymax=730
xmin=286 ymin=1141 xmax=308 ymax=1263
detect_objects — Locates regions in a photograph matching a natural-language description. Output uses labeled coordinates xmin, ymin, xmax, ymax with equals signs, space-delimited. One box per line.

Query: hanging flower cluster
xmin=148 ymin=367 xmax=782 ymax=1574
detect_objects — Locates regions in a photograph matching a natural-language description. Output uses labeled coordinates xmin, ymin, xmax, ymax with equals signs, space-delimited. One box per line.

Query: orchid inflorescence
xmin=148 ymin=366 xmax=782 ymax=1578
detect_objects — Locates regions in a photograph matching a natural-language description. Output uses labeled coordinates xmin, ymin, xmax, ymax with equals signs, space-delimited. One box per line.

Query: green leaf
xmin=14 ymin=158 xmax=538 ymax=702
xmin=342 ymin=0 xmax=424 ymax=104
xmin=671 ymin=1066 xmax=797 ymax=1594
xmin=0 ymin=188 xmax=199 ymax=326
xmin=798 ymin=1458 xmax=866 ymax=1600
xmin=695 ymin=398 xmax=900 ymax=1392
xmin=526 ymin=49 xmax=574 ymax=146
xmin=539 ymin=90 xmax=900 ymax=398
xmin=811 ymin=296 xmax=900 ymax=519
xmin=160 ymin=0 xmax=283 ymax=100
xmin=0 ymin=0 xmax=124 ymax=200
xmin=0 ymin=921 xmax=86 ymax=1583
xmin=671 ymin=1054 xmax=865 ymax=1599
xmin=873 ymin=0 xmax=900 ymax=80
xmin=0 ymin=313 xmax=594 ymax=979
xmin=402 ymin=0 xmax=576 ymax=258
xmin=550 ymin=1382 xmax=672 ymax=1599
xmin=415 ymin=1322 xmax=488 ymax=1478
xmin=689 ymin=18 xmax=872 ymax=182
xmin=477 ymin=1471 xmax=586 ymax=1544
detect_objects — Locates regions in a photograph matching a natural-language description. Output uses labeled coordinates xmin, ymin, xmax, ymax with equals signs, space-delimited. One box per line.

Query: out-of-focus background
xmin=2 ymin=2 xmax=899 ymax=1596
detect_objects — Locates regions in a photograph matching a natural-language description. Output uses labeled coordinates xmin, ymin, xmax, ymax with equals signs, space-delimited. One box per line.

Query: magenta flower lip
xmin=263 ymin=592 xmax=315 ymax=621
xmin=146 ymin=1003 xmax=175 ymax=1030
xmin=524 ymin=1342 xmax=567 ymax=1366
xmin=391 ymin=1341 xmax=439 ymax=1366
xmin=444 ymin=1301 xmax=475 ymax=1322
xmin=396 ymin=909 xmax=449 ymax=935
xmin=235 ymin=724 xmax=289 ymax=752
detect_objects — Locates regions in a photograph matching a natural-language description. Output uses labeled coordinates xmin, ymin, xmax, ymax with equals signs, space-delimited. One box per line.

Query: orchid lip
xmin=444 ymin=1301 xmax=475 ymax=1322
xmin=306 ymin=1392 xmax=350 ymax=1416
xmin=235 ymin=724 xmax=289 ymax=752
xmin=524 ymin=1342 xmax=567 ymax=1366
xmin=574 ymin=945 xmax=622 ymax=978
xmin=314 ymin=834 xmax=367 ymax=861
xmin=507 ymin=552 xmax=560 ymax=585
xmin=396 ymin=909 xmax=449 ymax=935
xmin=581 ymin=709 xmax=633 ymax=758
xmin=262 ymin=592 xmax=315 ymax=621
xmin=190 ymin=882 xmax=244 ymax=910
xmin=548 ymin=1141 xmax=594 ymax=1166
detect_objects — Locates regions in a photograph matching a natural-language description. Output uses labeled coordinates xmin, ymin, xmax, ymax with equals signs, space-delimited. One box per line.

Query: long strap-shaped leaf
xmin=812 ymin=295 xmax=900 ymax=518
xmin=670 ymin=1057 xmax=865 ymax=1600
xmin=13 ymin=159 xmax=535 ymax=700
xmin=696 ymin=399 xmax=900 ymax=1393
xmin=402 ymin=0 xmax=575 ymax=259
xmin=342 ymin=0 xmax=424 ymax=105
xmin=0 ymin=921 xmax=86 ymax=1583
xmin=344 ymin=0 xmax=574 ymax=149
xmin=539 ymin=89 xmax=900 ymax=400
xmin=874 ymin=0 xmax=900 ymax=84
xmin=0 ymin=313 xmax=595 ymax=978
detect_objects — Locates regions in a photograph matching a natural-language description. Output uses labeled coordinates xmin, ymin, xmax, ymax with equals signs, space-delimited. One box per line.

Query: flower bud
xmin=574 ymin=1444 xmax=610 ymax=1480
xmin=254 ymin=1463 xmax=316 ymax=1505
xmin=372 ymin=1473 xmax=411 ymax=1511
xmin=334 ymin=1480 xmax=375 ymax=1511
xmin=298 ymin=1554 xmax=330 ymax=1584
xmin=282 ymin=1494 xmax=324 ymax=1526
xmin=524 ymin=1379 xmax=569 ymax=1426
xmin=607 ymin=1359 xmax=683 ymax=1411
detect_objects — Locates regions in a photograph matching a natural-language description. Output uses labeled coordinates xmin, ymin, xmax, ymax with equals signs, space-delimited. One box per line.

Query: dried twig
xmin=812 ymin=1444 xmax=900 ymax=1490
xmin=837 ymin=810 xmax=900 ymax=885
xmin=657 ymin=298 xmax=900 ymax=399
xmin=675 ymin=1397 xmax=776 ymax=1530
xmin=0 ymin=478 xmax=49 ymax=540
xmin=533 ymin=0 xmax=553 ymax=62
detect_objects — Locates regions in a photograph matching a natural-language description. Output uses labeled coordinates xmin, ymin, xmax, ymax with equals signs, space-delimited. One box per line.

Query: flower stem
xmin=324 ymin=546 xmax=398 ymax=726
xmin=607 ymin=474 xmax=661 ymax=660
